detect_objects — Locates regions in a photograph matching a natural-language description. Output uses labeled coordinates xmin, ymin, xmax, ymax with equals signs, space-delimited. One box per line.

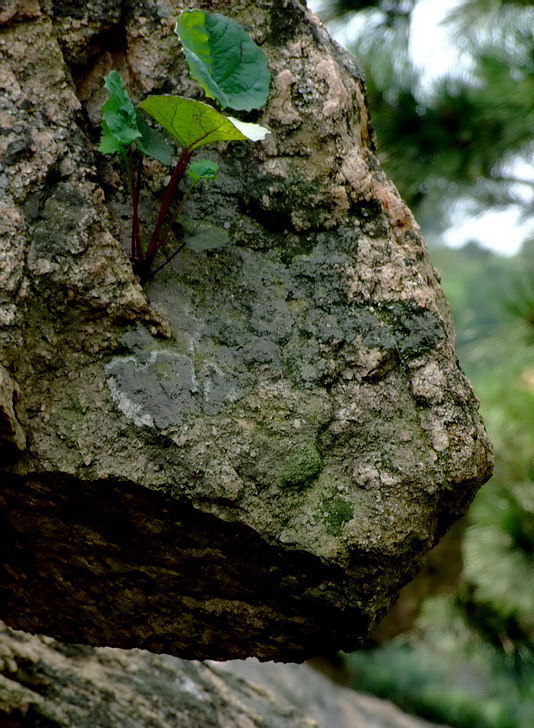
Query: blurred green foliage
xmin=318 ymin=0 xmax=534 ymax=231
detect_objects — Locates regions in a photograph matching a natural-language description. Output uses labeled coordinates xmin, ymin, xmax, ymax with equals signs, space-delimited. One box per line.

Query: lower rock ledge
xmin=0 ymin=472 xmax=400 ymax=661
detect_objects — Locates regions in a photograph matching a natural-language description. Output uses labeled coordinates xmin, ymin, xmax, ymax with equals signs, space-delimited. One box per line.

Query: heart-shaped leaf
xmin=187 ymin=158 xmax=219 ymax=182
xmin=138 ymin=95 xmax=269 ymax=151
xmin=178 ymin=215 xmax=230 ymax=252
xmin=175 ymin=9 xmax=271 ymax=111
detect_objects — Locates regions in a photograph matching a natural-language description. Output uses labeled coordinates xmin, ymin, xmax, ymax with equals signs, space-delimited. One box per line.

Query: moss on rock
xmin=281 ymin=442 xmax=323 ymax=488
xmin=321 ymin=495 xmax=355 ymax=537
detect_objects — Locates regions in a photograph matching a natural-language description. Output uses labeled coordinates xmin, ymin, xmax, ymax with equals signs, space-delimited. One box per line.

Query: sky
xmin=308 ymin=0 xmax=534 ymax=256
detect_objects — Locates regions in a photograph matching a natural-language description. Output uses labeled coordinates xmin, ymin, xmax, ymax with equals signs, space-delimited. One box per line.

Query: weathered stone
xmin=0 ymin=364 xmax=25 ymax=456
xmin=0 ymin=622 xmax=448 ymax=728
xmin=0 ymin=0 xmax=492 ymax=661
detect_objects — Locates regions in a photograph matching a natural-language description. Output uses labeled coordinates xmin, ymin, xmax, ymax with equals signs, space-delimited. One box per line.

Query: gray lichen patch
xmin=103 ymin=225 xmax=448 ymax=464
xmin=106 ymin=324 xmax=256 ymax=428
xmin=107 ymin=351 xmax=200 ymax=429
xmin=379 ymin=302 xmax=447 ymax=360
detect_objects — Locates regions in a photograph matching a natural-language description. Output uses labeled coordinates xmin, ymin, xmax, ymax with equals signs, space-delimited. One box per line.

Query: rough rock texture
xmin=369 ymin=519 xmax=465 ymax=643
xmin=0 ymin=0 xmax=492 ymax=661
xmin=0 ymin=622 xmax=449 ymax=728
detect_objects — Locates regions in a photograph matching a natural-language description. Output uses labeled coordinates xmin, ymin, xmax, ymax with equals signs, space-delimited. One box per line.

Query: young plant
xmin=99 ymin=9 xmax=271 ymax=283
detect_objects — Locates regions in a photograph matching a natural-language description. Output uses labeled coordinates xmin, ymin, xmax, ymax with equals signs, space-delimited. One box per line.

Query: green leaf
xmin=98 ymin=122 xmax=125 ymax=155
xmin=177 ymin=214 xmax=230 ymax=252
xmin=187 ymin=158 xmax=219 ymax=182
xmin=135 ymin=110 xmax=173 ymax=166
xmin=175 ymin=9 xmax=271 ymax=111
xmin=138 ymin=95 xmax=268 ymax=150
xmin=99 ymin=71 xmax=141 ymax=154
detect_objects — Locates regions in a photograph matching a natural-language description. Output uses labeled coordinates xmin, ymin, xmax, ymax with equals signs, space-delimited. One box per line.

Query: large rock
xmin=0 ymin=621 xmax=448 ymax=728
xmin=0 ymin=0 xmax=492 ymax=661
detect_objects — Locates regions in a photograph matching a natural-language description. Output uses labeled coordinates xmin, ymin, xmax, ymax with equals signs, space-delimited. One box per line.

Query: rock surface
xmin=0 ymin=622 xmax=448 ymax=728
xmin=0 ymin=0 xmax=492 ymax=661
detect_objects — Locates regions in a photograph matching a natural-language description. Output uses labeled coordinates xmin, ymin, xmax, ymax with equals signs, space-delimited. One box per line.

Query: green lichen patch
xmin=281 ymin=442 xmax=323 ymax=489
xmin=320 ymin=494 xmax=354 ymax=536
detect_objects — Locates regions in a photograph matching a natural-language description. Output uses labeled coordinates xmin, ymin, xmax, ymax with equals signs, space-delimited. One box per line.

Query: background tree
xmin=316 ymin=0 xmax=534 ymax=233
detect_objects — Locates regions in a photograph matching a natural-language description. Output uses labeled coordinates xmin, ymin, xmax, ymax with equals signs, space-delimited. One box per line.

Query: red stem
xmin=129 ymin=151 xmax=142 ymax=262
xmin=144 ymin=148 xmax=193 ymax=264
xmin=150 ymin=184 xmax=189 ymax=259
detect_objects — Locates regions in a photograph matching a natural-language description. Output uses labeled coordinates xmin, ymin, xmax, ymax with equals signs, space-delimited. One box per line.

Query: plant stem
xmin=129 ymin=150 xmax=142 ymax=262
xmin=142 ymin=242 xmax=187 ymax=283
xmin=140 ymin=179 xmax=202 ymax=283
xmin=144 ymin=147 xmax=193 ymax=266
xmin=153 ymin=180 xmax=199 ymax=257
xmin=120 ymin=149 xmax=131 ymax=193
